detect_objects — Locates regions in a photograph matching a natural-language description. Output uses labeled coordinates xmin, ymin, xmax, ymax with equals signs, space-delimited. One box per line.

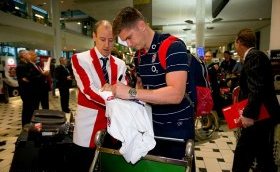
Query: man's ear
xmin=93 ymin=32 xmax=97 ymax=42
xmin=137 ymin=20 xmax=146 ymax=32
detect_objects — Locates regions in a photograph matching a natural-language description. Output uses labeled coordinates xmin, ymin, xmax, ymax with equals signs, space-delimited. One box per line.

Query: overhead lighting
xmin=212 ymin=18 xmax=223 ymax=23
xmin=35 ymin=13 xmax=44 ymax=19
xmin=184 ymin=20 xmax=194 ymax=24
xmin=7 ymin=58 xmax=15 ymax=66
xmin=77 ymin=22 xmax=81 ymax=25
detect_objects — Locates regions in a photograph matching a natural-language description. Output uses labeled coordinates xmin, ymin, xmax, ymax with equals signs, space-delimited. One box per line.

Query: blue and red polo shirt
xmin=135 ymin=32 xmax=194 ymax=139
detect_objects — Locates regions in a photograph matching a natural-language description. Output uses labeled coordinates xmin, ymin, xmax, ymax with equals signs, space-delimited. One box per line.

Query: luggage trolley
xmin=89 ymin=130 xmax=194 ymax=172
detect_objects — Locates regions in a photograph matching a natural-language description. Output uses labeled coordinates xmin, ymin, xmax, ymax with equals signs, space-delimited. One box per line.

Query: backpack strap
xmin=158 ymin=35 xmax=195 ymax=108
xmin=158 ymin=35 xmax=178 ymax=70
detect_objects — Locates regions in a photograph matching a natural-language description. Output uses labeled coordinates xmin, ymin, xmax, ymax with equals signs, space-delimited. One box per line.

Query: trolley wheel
xmin=11 ymin=88 xmax=19 ymax=97
xmin=195 ymin=111 xmax=219 ymax=141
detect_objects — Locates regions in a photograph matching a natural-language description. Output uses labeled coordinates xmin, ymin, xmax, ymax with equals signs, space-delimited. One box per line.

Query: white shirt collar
xmin=244 ymin=47 xmax=254 ymax=60
xmin=94 ymin=47 xmax=110 ymax=60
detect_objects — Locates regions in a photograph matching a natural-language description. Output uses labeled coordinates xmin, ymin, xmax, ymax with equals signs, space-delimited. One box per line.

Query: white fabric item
xmin=98 ymin=90 xmax=114 ymax=102
xmin=100 ymin=91 xmax=155 ymax=164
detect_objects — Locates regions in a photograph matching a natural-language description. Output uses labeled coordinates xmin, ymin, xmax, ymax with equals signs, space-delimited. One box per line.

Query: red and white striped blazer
xmin=71 ymin=47 xmax=127 ymax=148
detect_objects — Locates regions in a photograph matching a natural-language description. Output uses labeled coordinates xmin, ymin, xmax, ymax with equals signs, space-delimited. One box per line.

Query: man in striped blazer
xmin=71 ymin=20 xmax=127 ymax=171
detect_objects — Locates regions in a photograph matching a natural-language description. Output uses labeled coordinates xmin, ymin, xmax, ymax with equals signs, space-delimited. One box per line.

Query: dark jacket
xmin=239 ymin=48 xmax=280 ymax=123
xmin=220 ymin=58 xmax=236 ymax=74
xmin=55 ymin=65 xmax=72 ymax=88
xmin=207 ymin=62 xmax=220 ymax=93
xmin=16 ymin=60 xmax=32 ymax=98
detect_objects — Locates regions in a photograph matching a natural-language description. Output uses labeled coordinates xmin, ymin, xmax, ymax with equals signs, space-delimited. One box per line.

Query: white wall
xmin=270 ymin=0 xmax=280 ymax=50
xmin=259 ymin=25 xmax=271 ymax=53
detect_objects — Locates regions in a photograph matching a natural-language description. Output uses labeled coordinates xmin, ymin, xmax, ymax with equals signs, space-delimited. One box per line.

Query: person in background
xmin=232 ymin=28 xmax=280 ymax=172
xmin=112 ymin=7 xmax=195 ymax=170
xmin=204 ymin=50 xmax=223 ymax=118
xmin=16 ymin=50 xmax=33 ymax=127
xmin=27 ymin=50 xmax=50 ymax=110
xmin=66 ymin=58 xmax=75 ymax=87
xmin=230 ymin=57 xmax=244 ymax=89
xmin=55 ymin=57 xmax=72 ymax=113
xmin=50 ymin=58 xmax=57 ymax=97
xmin=232 ymin=57 xmax=244 ymax=75
xmin=220 ymin=50 xmax=236 ymax=74
xmin=71 ymin=20 xmax=127 ymax=172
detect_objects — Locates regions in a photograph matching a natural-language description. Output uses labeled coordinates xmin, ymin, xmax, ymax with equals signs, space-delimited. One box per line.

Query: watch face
xmin=129 ymin=88 xmax=137 ymax=97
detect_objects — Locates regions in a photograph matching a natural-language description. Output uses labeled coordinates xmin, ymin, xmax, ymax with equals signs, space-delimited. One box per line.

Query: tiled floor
xmin=0 ymin=88 xmax=236 ymax=172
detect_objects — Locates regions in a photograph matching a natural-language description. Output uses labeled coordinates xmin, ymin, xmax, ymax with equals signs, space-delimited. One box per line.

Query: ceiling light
xmin=35 ymin=13 xmax=44 ymax=19
xmin=184 ymin=20 xmax=194 ymax=24
xmin=212 ymin=18 xmax=223 ymax=23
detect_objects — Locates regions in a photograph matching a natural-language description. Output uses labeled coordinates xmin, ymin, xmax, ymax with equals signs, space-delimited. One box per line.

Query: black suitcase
xmin=29 ymin=109 xmax=70 ymax=142
xmin=10 ymin=128 xmax=74 ymax=172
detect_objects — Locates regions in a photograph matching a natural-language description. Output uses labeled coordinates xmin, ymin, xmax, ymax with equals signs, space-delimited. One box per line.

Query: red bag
xmin=222 ymin=99 xmax=270 ymax=129
xmin=196 ymin=86 xmax=214 ymax=116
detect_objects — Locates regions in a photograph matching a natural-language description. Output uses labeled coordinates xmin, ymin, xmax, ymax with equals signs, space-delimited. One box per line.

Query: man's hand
xmin=112 ymin=83 xmax=131 ymax=99
xmin=101 ymin=83 xmax=112 ymax=91
xmin=239 ymin=115 xmax=254 ymax=128
xmin=42 ymin=70 xmax=49 ymax=76
xmin=22 ymin=77 xmax=29 ymax=82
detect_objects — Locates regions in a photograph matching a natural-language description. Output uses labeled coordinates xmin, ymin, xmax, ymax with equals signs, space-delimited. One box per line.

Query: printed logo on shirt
xmin=107 ymin=117 xmax=111 ymax=127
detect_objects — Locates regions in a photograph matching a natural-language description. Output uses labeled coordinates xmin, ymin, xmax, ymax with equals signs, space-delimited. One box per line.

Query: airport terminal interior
xmin=0 ymin=89 xmax=238 ymax=172
xmin=0 ymin=0 xmax=280 ymax=172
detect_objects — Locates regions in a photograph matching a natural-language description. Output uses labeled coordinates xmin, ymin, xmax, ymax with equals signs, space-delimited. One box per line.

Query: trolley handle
xmin=89 ymin=130 xmax=106 ymax=172
xmin=154 ymin=136 xmax=185 ymax=143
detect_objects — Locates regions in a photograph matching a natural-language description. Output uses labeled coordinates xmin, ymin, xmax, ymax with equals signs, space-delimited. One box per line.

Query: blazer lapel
xmin=90 ymin=48 xmax=119 ymax=86
xmin=90 ymin=48 xmax=106 ymax=86
xmin=110 ymin=57 xmax=118 ymax=85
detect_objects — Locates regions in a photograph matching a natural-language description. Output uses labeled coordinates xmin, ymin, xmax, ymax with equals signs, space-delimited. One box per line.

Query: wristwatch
xmin=128 ymin=88 xmax=137 ymax=98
